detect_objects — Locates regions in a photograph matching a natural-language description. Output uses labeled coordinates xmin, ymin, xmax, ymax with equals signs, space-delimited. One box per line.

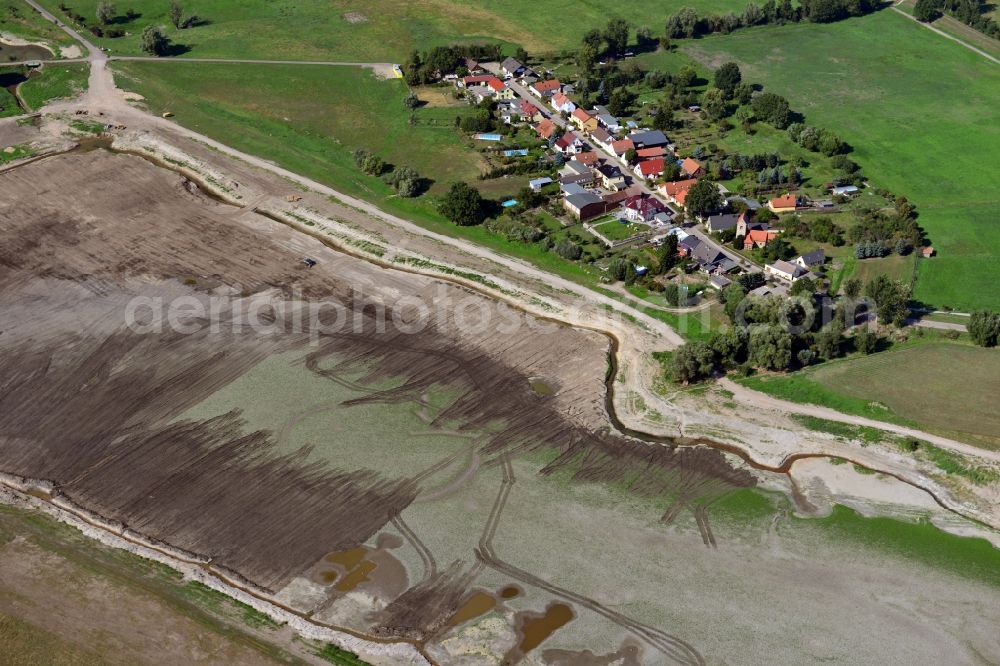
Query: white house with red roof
xmin=551 ymin=92 xmax=576 ymax=114
xmin=634 ymin=158 xmax=666 ymax=180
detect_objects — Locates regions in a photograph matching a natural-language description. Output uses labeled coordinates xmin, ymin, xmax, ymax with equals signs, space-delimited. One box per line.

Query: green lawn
xmin=18 ymin=63 xmax=88 ymax=110
xmin=35 ymin=0 xmax=748 ymax=61
xmin=675 ymin=12 xmax=1000 ymax=311
xmin=593 ymin=219 xmax=646 ymax=241
xmin=741 ymin=341 xmax=1000 ymax=449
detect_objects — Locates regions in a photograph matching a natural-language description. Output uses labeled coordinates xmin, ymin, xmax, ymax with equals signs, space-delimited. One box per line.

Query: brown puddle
xmin=334 ymin=559 xmax=377 ymax=592
xmin=325 ymin=546 xmax=369 ymax=569
xmin=499 ymin=585 xmax=522 ymax=599
xmin=510 ymin=602 xmax=575 ymax=658
xmin=318 ymin=570 xmax=338 ymax=584
xmin=446 ymin=590 xmax=496 ymax=627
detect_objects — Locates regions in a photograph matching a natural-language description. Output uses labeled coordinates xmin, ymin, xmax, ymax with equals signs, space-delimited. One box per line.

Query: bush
xmin=440 ymin=182 xmax=486 ymax=226
xmin=554 ymin=238 xmax=583 ymax=260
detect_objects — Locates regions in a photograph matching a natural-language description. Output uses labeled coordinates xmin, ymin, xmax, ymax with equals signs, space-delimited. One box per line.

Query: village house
xmin=627 ymin=129 xmax=669 ymax=149
xmin=560 ymin=182 xmax=587 ymax=196
xmin=709 ymin=275 xmax=733 ymax=291
xmin=559 ymin=160 xmax=594 ymax=186
xmin=596 ymin=112 xmax=622 ymax=133
xmin=571 ymin=108 xmax=599 ymax=133
xmin=563 ymin=191 xmax=606 ymax=221
xmin=551 ymin=92 xmax=576 ymax=114
xmin=637 ymin=147 xmax=667 ymax=160
xmin=691 ymin=243 xmax=737 ymax=274
xmin=486 ymin=77 xmax=516 ymax=100
xmin=535 ymin=118 xmax=558 ymax=140
xmin=610 ymin=138 xmax=635 ymax=160
xmin=597 ymin=162 xmax=626 ymax=191
xmin=743 ymin=228 xmax=779 ymax=250
xmin=554 ymin=131 xmax=584 ymax=155
xmin=705 ymin=212 xmax=741 ymax=234
xmin=459 ymin=74 xmax=494 ymax=88
xmin=659 ymin=178 xmax=698 ymax=207
xmin=768 ymin=193 xmax=799 ymax=213
xmin=795 ymin=249 xmax=825 ymax=269
xmin=572 ymin=151 xmax=599 ymax=167
xmin=727 ymin=195 xmax=762 ymax=211
xmin=518 ymin=99 xmax=543 ymax=122
xmin=530 ymin=79 xmax=561 ymax=98
xmin=463 ymin=58 xmax=485 ymax=74
xmin=590 ymin=127 xmax=613 ymax=151
xmin=680 ymin=157 xmax=704 ymax=178
xmin=634 ymin=158 xmax=666 ymax=180
xmin=622 ymin=195 xmax=669 ymax=223
xmin=766 ymin=260 xmax=813 ymax=282
xmin=500 ymin=57 xmax=526 ymax=78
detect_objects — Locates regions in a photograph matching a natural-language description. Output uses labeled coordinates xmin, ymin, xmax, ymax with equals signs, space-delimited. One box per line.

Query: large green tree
xmin=667 ymin=342 xmax=718 ymax=384
xmin=751 ymin=92 xmax=792 ymax=129
xmin=684 ymin=180 xmax=724 ymax=217
xmin=714 ymin=62 xmax=742 ymax=97
xmin=440 ymin=182 xmax=485 ymax=226
xmin=604 ymin=17 xmax=630 ymax=55
xmin=968 ymin=310 xmax=1000 ymax=347
xmin=139 ymin=25 xmax=170 ymax=56
xmin=864 ymin=275 xmax=910 ymax=326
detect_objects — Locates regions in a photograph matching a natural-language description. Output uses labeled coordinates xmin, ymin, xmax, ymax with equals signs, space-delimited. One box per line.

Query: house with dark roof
xmin=628 ymin=129 xmax=669 ymax=148
xmin=500 ymin=57 xmax=526 ymax=78
xmin=795 ymin=249 xmax=825 ymax=269
xmin=706 ymin=213 xmax=740 ymax=234
xmin=563 ymin=191 xmax=606 ymax=220
xmin=560 ymin=182 xmax=587 ymax=196
xmin=597 ymin=162 xmax=626 ymax=191
xmin=691 ymin=243 xmax=734 ymax=273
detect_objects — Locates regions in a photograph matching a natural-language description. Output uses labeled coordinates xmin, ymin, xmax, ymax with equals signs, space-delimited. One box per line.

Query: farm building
xmin=563 ymin=192 xmax=606 ymax=221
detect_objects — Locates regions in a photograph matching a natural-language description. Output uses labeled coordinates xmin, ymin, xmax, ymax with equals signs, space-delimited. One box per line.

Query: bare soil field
xmin=0 ymin=147 xmax=759 ymax=662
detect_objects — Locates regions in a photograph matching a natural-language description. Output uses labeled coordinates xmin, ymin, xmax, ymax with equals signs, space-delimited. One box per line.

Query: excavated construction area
xmin=0 ymin=149 xmax=753 ymax=594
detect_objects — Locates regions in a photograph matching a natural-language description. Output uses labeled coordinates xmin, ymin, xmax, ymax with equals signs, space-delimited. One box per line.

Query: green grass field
xmin=674 ymin=12 xmax=1000 ymax=310
xmin=741 ymin=341 xmax=1000 ymax=448
xmin=35 ymin=0 xmax=748 ymax=61
xmin=110 ymin=61 xmax=625 ymax=293
xmin=113 ymin=61 xmax=483 ymax=198
xmin=18 ymin=63 xmax=88 ymax=110
xmin=0 ymin=0 xmax=78 ymax=48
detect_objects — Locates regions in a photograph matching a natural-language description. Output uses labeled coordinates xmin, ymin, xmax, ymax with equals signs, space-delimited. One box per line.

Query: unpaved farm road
xmin=718 ymin=377 xmax=1000 ymax=465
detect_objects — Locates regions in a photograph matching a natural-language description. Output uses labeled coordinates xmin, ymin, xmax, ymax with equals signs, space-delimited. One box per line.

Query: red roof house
xmin=743 ymin=229 xmax=779 ymax=250
xmin=635 ymin=158 xmax=666 ymax=179
xmin=681 ymin=157 xmax=703 ymax=177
